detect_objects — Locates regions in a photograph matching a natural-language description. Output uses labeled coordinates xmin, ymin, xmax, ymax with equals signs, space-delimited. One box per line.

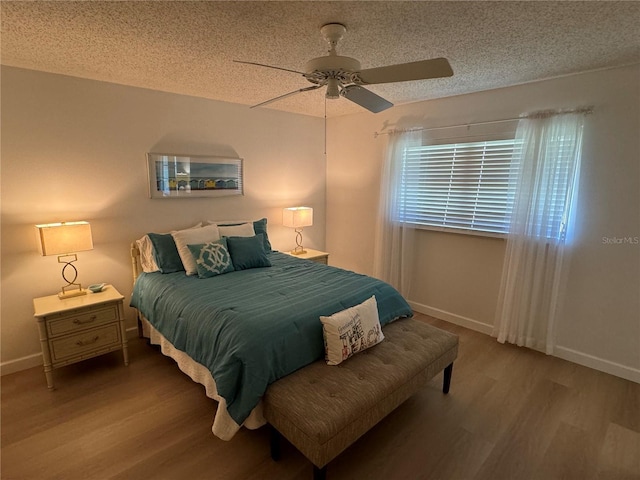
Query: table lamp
xmin=35 ymin=221 xmax=93 ymax=299
xmin=282 ymin=207 xmax=313 ymax=255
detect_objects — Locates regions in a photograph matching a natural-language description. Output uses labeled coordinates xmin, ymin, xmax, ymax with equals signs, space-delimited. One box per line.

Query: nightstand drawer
xmin=49 ymin=323 xmax=121 ymax=363
xmin=46 ymin=305 xmax=118 ymax=338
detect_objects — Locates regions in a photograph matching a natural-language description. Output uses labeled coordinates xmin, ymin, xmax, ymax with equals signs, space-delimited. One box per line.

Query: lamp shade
xmin=35 ymin=222 xmax=93 ymax=256
xmin=283 ymin=207 xmax=313 ymax=228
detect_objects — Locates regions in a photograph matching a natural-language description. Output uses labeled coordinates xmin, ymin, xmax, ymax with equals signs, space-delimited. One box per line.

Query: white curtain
xmin=494 ymin=112 xmax=585 ymax=354
xmin=373 ymin=129 xmax=421 ymax=296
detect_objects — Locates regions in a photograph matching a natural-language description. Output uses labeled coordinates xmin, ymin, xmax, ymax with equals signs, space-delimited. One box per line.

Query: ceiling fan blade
xmin=251 ymin=85 xmax=322 ymax=109
xmin=233 ymin=60 xmax=305 ymax=75
xmin=341 ymin=85 xmax=393 ymax=113
xmin=356 ymin=58 xmax=453 ymax=85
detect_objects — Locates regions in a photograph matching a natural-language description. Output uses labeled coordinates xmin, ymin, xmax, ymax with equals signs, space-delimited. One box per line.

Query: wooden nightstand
xmin=283 ymin=248 xmax=329 ymax=265
xmin=33 ymin=285 xmax=129 ymax=389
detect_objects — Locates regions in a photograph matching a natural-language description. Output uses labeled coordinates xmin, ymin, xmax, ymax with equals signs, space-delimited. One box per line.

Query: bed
xmin=130 ymin=220 xmax=412 ymax=440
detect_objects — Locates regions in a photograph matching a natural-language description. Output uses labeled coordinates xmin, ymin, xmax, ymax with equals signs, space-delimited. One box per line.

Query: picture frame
xmin=147 ymin=153 xmax=243 ymax=199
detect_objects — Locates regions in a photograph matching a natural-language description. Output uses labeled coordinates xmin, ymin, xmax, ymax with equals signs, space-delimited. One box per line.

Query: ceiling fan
xmin=235 ymin=23 xmax=453 ymax=114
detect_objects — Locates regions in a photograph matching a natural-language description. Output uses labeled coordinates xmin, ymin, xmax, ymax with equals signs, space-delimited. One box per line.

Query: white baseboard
xmin=1 ymin=327 xmax=141 ymax=377
xmin=408 ymin=300 xmax=639 ymax=384
xmin=1 ymin=352 xmax=43 ymax=376
xmin=554 ymin=346 xmax=640 ymax=384
xmin=3 ymin=316 xmax=637 ymax=384
xmin=409 ymin=300 xmax=494 ymax=335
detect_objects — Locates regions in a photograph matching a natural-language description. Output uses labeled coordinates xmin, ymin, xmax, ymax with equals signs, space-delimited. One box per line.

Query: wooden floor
xmin=2 ymin=314 xmax=638 ymax=480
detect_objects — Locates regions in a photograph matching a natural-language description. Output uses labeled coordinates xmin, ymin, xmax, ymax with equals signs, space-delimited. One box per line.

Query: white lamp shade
xmin=35 ymin=222 xmax=93 ymax=256
xmin=282 ymin=207 xmax=313 ymax=228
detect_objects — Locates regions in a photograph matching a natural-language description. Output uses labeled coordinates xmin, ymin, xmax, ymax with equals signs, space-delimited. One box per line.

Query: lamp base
xmin=291 ymin=229 xmax=307 ymax=255
xmin=58 ymin=284 xmax=87 ymax=299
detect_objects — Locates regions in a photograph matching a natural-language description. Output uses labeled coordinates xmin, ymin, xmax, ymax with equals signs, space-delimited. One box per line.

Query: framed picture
xmin=147 ymin=153 xmax=243 ymax=198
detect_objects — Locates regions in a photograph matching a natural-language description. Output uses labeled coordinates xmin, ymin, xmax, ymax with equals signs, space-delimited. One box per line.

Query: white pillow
xmin=218 ymin=223 xmax=255 ymax=238
xmin=171 ymin=224 xmax=220 ymax=275
xmin=320 ymin=296 xmax=384 ymax=366
xmin=136 ymin=222 xmax=202 ymax=273
xmin=135 ymin=234 xmax=159 ymax=273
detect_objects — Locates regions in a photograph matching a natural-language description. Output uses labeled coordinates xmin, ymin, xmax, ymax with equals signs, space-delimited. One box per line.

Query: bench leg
xmin=270 ymin=425 xmax=281 ymax=461
xmin=271 ymin=425 xmax=326 ymax=480
xmin=313 ymin=465 xmax=326 ymax=480
xmin=443 ymin=363 xmax=453 ymax=394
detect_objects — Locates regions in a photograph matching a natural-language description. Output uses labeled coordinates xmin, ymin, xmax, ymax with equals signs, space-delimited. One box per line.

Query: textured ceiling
xmin=2 ymin=1 xmax=639 ymax=118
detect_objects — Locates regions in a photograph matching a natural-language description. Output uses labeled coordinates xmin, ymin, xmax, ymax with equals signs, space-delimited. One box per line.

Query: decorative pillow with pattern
xmin=319 ymin=295 xmax=384 ymax=365
xmin=187 ymin=238 xmax=235 ymax=279
xmin=172 ymin=223 xmax=221 ymax=275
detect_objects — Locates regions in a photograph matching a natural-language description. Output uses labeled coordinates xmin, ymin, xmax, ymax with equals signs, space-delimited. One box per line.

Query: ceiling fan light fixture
xmin=325 ymin=78 xmax=341 ymax=99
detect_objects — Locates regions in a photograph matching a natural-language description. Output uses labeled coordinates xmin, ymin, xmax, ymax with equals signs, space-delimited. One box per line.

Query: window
xmin=525 ymin=134 xmax=580 ymax=241
xmin=399 ymin=139 xmax=521 ymax=235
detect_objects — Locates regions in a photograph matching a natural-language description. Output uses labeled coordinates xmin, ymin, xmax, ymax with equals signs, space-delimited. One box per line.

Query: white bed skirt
xmin=141 ymin=317 xmax=266 ymax=440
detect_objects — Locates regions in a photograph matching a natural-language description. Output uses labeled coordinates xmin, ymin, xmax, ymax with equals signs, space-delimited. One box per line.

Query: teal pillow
xmin=252 ymin=218 xmax=272 ymax=252
xmin=148 ymin=233 xmax=184 ymax=273
xmin=217 ymin=218 xmax=272 ymax=252
xmin=187 ymin=238 xmax=235 ymax=279
xmin=226 ymin=234 xmax=272 ymax=270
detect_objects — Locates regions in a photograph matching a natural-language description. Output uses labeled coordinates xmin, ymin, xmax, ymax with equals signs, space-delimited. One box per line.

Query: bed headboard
xmin=130 ymin=242 xmax=142 ymax=286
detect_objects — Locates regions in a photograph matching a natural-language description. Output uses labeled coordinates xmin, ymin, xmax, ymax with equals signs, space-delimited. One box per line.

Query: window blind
xmin=524 ymin=135 xmax=579 ymax=240
xmin=399 ymin=139 xmax=522 ymax=234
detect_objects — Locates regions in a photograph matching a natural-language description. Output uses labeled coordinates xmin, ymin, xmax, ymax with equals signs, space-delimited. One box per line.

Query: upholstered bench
xmin=263 ymin=317 xmax=459 ymax=480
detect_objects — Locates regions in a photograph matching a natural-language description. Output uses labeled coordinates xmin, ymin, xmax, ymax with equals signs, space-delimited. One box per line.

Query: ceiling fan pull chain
xmin=324 ymin=96 xmax=327 ymax=156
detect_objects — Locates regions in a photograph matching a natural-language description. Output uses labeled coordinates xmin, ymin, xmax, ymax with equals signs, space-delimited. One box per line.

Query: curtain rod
xmin=373 ymin=117 xmax=519 ymax=138
xmin=373 ymin=106 xmax=594 ymax=138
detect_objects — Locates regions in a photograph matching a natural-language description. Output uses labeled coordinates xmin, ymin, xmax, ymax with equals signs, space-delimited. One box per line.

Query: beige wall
xmin=327 ymin=65 xmax=640 ymax=382
xmin=1 ymin=66 xmax=325 ymax=372
xmin=3 ymin=65 xmax=638 ymax=383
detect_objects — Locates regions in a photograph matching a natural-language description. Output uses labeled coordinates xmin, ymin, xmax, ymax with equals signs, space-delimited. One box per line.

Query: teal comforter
xmin=130 ymin=252 xmax=412 ymax=426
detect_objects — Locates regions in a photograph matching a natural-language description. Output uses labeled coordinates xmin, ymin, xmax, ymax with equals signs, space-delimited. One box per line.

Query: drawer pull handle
xmin=76 ymin=336 xmax=99 ymax=346
xmin=73 ymin=315 xmax=97 ymax=325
